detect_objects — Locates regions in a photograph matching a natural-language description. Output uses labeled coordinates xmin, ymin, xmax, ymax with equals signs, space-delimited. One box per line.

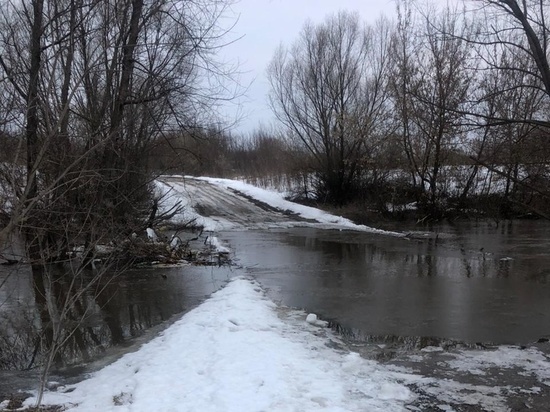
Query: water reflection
xmin=224 ymin=222 xmax=550 ymax=344
xmin=0 ymin=264 xmax=232 ymax=375
xmin=2 ymin=219 xmax=550 ymax=395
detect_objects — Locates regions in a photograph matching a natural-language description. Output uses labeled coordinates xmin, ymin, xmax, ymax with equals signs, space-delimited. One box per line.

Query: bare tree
xmin=0 ymin=0 xmax=237 ymax=404
xmin=390 ymin=3 xmax=475 ymax=216
xmin=268 ymin=11 xmax=392 ymax=204
xmin=474 ymin=0 xmax=550 ymax=103
xmin=0 ymin=0 xmax=237 ymax=253
xmin=453 ymin=0 xmax=550 ymax=216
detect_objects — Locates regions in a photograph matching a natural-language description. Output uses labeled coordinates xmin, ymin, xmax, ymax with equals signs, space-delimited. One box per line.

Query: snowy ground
xmin=14 ymin=277 xmax=550 ymax=412
xmin=156 ymin=175 xmax=402 ymax=236
xmin=20 ymin=277 xmax=412 ymax=411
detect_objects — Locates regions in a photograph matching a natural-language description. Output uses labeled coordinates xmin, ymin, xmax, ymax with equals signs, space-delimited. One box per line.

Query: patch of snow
xmin=445 ymin=346 xmax=550 ymax=385
xmin=169 ymin=235 xmax=181 ymax=250
xmin=421 ymin=346 xmax=444 ymax=353
xmin=198 ymin=176 xmax=403 ymax=236
xmin=520 ymin=386 xmax=541 ymax=394
xmin=206 ymin=236 xmax=230 ymax=254
xmin=407 ymin=354 xmax=424 ymax=362
xmin=386 ymin=202 xmax=418 ymax=213
xmin=145 ymin=228 xmax=158 ymax=242
xmin=94 ymin=244 xmax=116 ymax=254
xmin=305 ymin=313 xmax=328 ymax=327
xmin=155 ymin=179 xmax=238 ymax=231
xmin=240 ymin=174 xmax=309 ymax=199
xmin=422 ymin=380 xmax=509 ymax=412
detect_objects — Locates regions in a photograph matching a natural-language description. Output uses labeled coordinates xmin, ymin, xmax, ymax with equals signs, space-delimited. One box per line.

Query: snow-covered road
xmin=157 ymin=176 xmax=314 ymax=231
xmin=156 ymin=176 xmax=402 ymax=235
xmin=22 ymin=277 xmax=543 ymax=412
xmin=24 ymin=278 xmax=418 ymax=411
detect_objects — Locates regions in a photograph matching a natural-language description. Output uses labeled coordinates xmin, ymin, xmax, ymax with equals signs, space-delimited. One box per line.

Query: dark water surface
xmin=0 ymin=263 xmax=233 ymax=395
xmin=1 ymin=219 xmax=550 ymax=396
xmin=224 ymin=220 xmax=550 ymax=345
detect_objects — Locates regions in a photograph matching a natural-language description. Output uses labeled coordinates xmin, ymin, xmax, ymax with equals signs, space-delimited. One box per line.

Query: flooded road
xmin=3 ymin=219 xmax=548 ymax=378
xmin=223 ymin=222 xmax=550 ymax=345
xmin=2 ymin=177 xmax=550 ymax=409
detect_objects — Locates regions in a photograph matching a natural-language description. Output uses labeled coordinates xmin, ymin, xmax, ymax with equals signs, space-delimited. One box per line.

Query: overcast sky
xmin=217 ymin=0 xmax=401 ymax=135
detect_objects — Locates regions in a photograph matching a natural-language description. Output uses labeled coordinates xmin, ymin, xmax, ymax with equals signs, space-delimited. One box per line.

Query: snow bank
xmin=23 ymin=277 xmax=548 ymax=411
xmin=155 ymin=179 xmax=233 ymax=232
xmin=206 ymin=235 xmax=230 ymax=254
xmin=29 ymin=277 xmax=414 ymax=412
xmin=198 ymin=177 xmax=403 ymax=236
xmin=446 ymin=346 xmax=550 ymax=386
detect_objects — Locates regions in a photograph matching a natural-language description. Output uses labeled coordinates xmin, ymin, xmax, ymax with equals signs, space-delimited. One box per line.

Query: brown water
xmin=1 ymin=219 xmax=550 ymax=397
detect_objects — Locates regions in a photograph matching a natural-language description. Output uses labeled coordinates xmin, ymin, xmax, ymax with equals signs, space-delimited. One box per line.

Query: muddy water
xmin=224 ymin=220 xmax=550 ymax=345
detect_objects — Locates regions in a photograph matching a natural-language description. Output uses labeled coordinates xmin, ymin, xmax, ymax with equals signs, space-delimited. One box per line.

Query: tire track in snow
xmin=159 ymin=176 xmax=316 ymax=230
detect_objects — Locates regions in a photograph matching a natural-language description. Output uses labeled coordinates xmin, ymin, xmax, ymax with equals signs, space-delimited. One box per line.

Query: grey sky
xmin=218 ymin=0 xmax=400 ymax=135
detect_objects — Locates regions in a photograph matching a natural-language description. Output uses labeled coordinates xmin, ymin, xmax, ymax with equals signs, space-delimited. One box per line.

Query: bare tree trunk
xmin=25 ymin=0 xmax=45 ymax=262
xmin=109 ymin=0 xmax=144 ymax=146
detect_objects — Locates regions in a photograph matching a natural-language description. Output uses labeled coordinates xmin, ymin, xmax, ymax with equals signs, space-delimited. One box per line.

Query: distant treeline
xmin=151 ymin=1 xmax=550 ymax=221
